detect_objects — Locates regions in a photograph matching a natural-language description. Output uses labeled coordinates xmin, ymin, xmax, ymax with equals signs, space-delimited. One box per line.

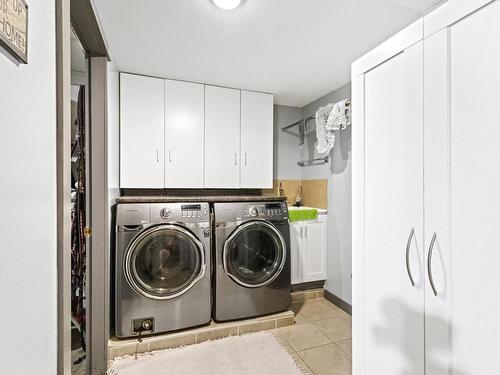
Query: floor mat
xmin=108 ymin=331 xmax=305 ymax=375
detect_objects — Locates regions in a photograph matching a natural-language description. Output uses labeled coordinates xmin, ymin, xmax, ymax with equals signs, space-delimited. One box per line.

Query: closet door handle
xmin=156 ymin=149 xmax=159 ymax=163
xmin=234 ymin=153 xmax=237 ymax=166
xmin=168 ymin=149 xmax=172 ymax=163
xmin=245 ymin=153 xmax=247 ymax=166
xmin=427 ymin=232 xmax=438 ymax=296
xmin=405 ymin=228 xmax=415 ymax=287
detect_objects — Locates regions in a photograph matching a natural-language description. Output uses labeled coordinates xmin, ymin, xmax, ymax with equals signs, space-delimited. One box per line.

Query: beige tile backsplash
xmin=264 ymin=179 xmax=328 ymax=209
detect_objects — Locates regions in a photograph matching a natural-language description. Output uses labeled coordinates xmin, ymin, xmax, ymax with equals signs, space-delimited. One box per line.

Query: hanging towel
xmin=316 ymin=99 xmax=351 ymax=154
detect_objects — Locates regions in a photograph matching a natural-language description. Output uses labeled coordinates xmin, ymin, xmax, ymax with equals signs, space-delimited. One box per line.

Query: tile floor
xmin=274 ymin=298 xmax=352 ymax=375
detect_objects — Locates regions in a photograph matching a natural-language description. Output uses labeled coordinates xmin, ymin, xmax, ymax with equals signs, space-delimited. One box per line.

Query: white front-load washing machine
xmin=115 ymin=202 xmax=211 ymax=338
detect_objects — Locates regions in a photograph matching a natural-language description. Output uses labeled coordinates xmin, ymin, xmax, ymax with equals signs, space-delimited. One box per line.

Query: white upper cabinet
xmin=120 ymin=75 xmax=274 ymax=189
xmin=204 ymin=86 xmax=241 ymax=188
xmin=240 ymin=91 xmax=274 ymax=188
xmin=165 ymin=80 xmax=205 ymax=188
xmin=120 ymin=73 xmax=165 ymax=188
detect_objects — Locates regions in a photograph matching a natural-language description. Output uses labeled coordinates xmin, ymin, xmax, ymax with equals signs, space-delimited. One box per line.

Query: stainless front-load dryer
xmin=214 ymin=201 xmax=291 ymax=322
xmin=115 ymin=202 xmax=211 ymax=338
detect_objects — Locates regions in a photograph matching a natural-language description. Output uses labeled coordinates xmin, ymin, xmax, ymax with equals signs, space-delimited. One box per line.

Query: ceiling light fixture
xmin=213 ymin=0 xmax=241 ymax=10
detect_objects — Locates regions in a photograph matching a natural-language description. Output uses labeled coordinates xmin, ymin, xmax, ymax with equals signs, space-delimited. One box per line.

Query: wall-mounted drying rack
xmin=281 ymin=115 xmax=316 ymax=146
xmin=283 ymin=98 xmax=351 ymax=167
xmin=297 ymin=156 xmax=329 ymax=167
xmin=282 ymin=99 xmax=351 ymax=145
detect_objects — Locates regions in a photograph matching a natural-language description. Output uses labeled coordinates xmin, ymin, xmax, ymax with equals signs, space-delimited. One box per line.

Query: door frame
xmin=56 ymin=0 xmax=109 ymax=374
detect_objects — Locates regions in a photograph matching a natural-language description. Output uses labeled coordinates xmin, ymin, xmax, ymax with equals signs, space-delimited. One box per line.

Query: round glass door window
xmin=125 ymin=224 xmax=205 ymax=300
xmin=223 ymin=221 xmax=286 ymax=288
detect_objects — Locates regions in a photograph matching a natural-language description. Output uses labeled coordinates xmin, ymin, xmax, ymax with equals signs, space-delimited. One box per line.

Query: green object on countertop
xmin=288 ymin=208 xmax=318 ymax=222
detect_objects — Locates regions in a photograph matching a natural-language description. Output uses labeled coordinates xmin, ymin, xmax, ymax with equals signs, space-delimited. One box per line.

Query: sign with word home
xmin=0 ymin=0 xmax=28 ymax=63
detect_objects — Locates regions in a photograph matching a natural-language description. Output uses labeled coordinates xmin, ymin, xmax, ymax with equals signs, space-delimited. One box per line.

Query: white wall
xmin=0 ymin=1 xmax=57 ymax=374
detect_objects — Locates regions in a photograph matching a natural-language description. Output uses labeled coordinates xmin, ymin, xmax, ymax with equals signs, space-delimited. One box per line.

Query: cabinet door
xmin=205 ymin=86 xmax=241 ymax=188
xmin=364 ymin=41 xmax=424 ymax=374
xmin=290 ymin=222 xmax=304 ymax=285
xmin=165 ymin=80 xmax=204 ymax=188
xmin=120 ymin=73 xmax=164 ymax=188
xmin=303 ymin=221 xmax=326 ymax=282
xmin=448 ymin=3 xmax=500 ymax=373
xmin=240 ymin=91 xmax=274 ymax=188
xmin=424 ymin=28 xmax=452 ymax=375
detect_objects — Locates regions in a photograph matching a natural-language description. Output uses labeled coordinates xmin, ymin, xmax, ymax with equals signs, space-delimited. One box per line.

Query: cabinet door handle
xmin=427 ymin=232 xmax=438 ymax=296
xmin=405 ymin=228 xmax=415 ymax=287
xmin=168 ymin=149 xmax=172 ymax=163
xmin=234 ymin=153 xmax=237 ymax=166
xmin=156 ymin=149 xmax=159 ymax=163
xmin=304 ymin=225 xmax=308 ymax=239
xmin=245 ymin=153 xmax=247 ymax=166
xmin=296 ymin=229 xmax=300 ymax=278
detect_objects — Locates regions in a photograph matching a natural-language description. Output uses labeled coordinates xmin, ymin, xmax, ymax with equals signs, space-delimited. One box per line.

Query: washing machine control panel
xmin=181 ymin=204 xmax=208 ymax=219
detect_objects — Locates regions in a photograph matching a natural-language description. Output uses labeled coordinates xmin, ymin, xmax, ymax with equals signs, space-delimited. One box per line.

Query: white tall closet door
xmin=120 ymin=73 xmax=164 ymax=188
xmin=204 ymin=86 xmax=241 ymax=188
xmin=364 ymin=42 xmax=424 ymax=374
xmin=164 ymin=80 xmax=205 ymax=188
xmin=240 ymin=91 xmax=274 ymax=188
xmin=450 ymin=2 xmax=500 ymax=373
xmin=423 ymin=29 xmax=452 ymax=374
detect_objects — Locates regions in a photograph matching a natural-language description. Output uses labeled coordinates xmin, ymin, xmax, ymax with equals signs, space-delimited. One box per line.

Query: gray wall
xmin=273 ymin=105 xmax=303 ymax=180
xmin=0 ymin=1 xmax=58 ymax=373
xmin=274 ymin=83 xmax=352 ymax=305
xmin=302 ymin=83 xmax=352 ymax=305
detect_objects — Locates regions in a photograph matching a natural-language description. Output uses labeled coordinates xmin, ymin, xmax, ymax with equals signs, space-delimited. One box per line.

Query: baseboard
xmin=291 ymin=280 xmax=325 ymax=292
xmin=324 ymin=290 xmax=352 ymax=315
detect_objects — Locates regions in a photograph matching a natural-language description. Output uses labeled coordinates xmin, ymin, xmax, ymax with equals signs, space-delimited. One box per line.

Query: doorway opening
xmin=70 ymin=27 xmax=89 ymax=375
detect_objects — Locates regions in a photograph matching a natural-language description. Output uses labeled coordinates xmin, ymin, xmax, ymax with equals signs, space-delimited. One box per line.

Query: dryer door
xmin=124 ymin=224 xmax=206 ymax=300
xmin=223 ymin=220 xmax=287 ymax=288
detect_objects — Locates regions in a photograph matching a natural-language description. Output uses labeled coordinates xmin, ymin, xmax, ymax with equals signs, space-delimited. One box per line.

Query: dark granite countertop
xmin=116 ymin=195 xmax=287 ymax=204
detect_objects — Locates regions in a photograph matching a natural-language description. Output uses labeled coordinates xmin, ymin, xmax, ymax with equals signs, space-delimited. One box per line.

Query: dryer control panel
xmin=246 ymin=202 xmax=288 ymax=220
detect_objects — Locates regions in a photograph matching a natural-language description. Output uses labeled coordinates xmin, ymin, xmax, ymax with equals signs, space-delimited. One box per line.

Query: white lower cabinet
xmin=353 ymin=1 xmax=500 ymax=374
xmin=290 ymin=216 xmax=327 ymax=285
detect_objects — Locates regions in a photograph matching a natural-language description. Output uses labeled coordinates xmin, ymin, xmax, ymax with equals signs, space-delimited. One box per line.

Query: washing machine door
xmin=223 ymin=220 xmax=287 ymax=288
xmin=124 ymin=224 xmax=206 ymax=300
